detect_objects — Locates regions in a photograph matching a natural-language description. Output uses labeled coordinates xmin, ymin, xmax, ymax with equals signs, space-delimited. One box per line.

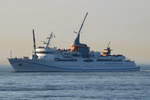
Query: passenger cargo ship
xmin=8 ymin=12 xmax=140 ymax=72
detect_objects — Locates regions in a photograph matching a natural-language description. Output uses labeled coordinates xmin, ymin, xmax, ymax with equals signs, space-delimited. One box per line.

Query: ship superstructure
xmin=8 ymin=12 xmax=140 ymax=72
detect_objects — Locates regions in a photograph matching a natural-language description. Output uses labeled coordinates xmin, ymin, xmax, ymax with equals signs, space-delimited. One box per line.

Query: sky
xmin=0 ymin=0 xmax=150 ymax=65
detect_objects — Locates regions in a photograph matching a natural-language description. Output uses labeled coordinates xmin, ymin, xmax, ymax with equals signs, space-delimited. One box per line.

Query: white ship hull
xmin=9 ymin=58 xmax=140 ymax=72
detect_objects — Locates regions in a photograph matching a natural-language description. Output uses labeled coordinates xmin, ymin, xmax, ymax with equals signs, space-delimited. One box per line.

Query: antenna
xmin=32 ymin=29 xmax=37 ymax=56
xmin=73 ymin=31 xmax=78 ymax=34
xmin=46 ymin=32 xmax=54 ymax=48
xmin=78 ymin=12 xmax=88 ymax=35
xmin=107 ymin=41 xmax=111 ymax=48
xmin=10 ymin=50 xmax=12 ymax=58
xmin=41 ymin=41 xmax=47 ymax=44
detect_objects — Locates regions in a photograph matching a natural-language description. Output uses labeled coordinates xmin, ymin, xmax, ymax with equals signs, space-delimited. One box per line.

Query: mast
xmin=32 ymin=29 xmax=37 ymax=56
xmin=46 ymin=32 xmax=54 ymax=48
xmin=106 ymin=41 xmax=111 ymax=56
xmin=78 ymin=12 xmax=88 ymax=35
xmin=74 ymin=12 xmax=88 ymax=45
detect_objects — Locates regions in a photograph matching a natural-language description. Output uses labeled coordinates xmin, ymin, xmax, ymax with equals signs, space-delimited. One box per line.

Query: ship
xmin=8 ymin=12 xmax=140 ymax=72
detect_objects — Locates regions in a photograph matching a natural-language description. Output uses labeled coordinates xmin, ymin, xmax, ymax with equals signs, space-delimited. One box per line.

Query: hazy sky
xmin=0 ymin=0 xmax=150 ymax=65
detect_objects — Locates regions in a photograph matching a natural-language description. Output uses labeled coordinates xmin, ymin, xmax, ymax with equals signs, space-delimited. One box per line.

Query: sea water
xmin=0 ymin=66 xmax=150 ymax=100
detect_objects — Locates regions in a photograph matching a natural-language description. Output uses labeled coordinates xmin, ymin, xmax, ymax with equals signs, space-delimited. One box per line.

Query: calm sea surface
xmin=0 ymin=66 xmax=150 ymax=100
